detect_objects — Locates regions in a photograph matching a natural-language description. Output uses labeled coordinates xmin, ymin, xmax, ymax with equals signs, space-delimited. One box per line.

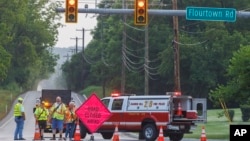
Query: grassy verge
xmin=185 ymin=108 xmax=250 ymax=140
xmin=0 ymin=90 xmax=20 ymax=120
xmin=79 ymin=85 xmax=112 ymax=98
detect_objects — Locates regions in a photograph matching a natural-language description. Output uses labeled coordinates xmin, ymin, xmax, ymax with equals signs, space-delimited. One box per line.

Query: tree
xmin=209 ymin=45 xmax=250 ymax=107
xmin=0 ymin=0 xmax=62 ymax=90
xmin=0 ymin=46 xmax=11 ymax=81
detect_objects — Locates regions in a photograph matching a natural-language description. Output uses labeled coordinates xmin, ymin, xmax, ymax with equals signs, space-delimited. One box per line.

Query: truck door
xmin=109 ymin=98 xmax=125 ymax=128
xmin=192 ymin=98 xmax=207 ymax=123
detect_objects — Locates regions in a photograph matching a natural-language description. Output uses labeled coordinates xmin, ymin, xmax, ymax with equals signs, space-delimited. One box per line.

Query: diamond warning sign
xmin=75 ymin=93 xmax=112 ymax=133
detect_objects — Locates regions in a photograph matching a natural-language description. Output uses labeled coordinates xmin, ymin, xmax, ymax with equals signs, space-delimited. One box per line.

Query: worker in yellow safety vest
xmin=64 ymin=101 xmax=77 ymax=140
xmin=49 ymin=96 xmax=67 ymax=140
xmin=34 ymin=101 xmax=49 ymax=140
xmin=14 ymin=97 xmax=26 ymax=140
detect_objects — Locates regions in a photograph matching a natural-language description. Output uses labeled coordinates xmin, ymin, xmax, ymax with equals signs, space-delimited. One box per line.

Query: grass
xmin=184 ymin=108 xmax=250 ymax=140
xmin=79 ymin=85 xmax=112 ymax=98
xmin=0 ymin=90 xmax=19 ymax=120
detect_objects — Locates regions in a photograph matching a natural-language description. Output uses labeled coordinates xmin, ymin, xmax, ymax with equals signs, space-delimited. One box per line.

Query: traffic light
xmin=134 ymin=0 xmax=148 ymax=25
xmin=65 ymin=0 xmax=78 ymax=23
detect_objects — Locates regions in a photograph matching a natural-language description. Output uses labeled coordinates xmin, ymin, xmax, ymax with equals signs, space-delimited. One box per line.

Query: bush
xmin=240 ymin=104 xmax=250 ymax=122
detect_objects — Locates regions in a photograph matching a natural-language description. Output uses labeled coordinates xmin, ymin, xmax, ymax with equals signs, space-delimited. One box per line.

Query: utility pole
xmin=70 ymin=37 xmax=82 ymax=54
xmin=76 ymin=28 xmax=91 ymax=52
xmin=63 ymin=54 xmax=70 ymax=61
xmin=172 ymin=0 xmax=181 ymax=92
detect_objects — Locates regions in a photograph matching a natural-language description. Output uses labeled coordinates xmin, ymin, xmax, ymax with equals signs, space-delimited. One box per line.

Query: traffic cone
xmin=112 ymin=125 xmax=120 ymax=141
xmin=176 ymin=102 xmax=183 ymax=116
xmin=33 ymin=121 xmax=41 ymax=141
xmin=157 ymin=126 xmax=165 ymax=141
xmin=73 ymin=121 xmax=81 ymax=141
xmin=200 ymin=126 xmax=207 ymax=141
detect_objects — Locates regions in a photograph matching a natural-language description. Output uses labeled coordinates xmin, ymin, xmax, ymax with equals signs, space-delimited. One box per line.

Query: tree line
xmin=61 ymin=0 xmax=250 ymax=108
xmin=0 ymin=0 xmax=249 ymax=109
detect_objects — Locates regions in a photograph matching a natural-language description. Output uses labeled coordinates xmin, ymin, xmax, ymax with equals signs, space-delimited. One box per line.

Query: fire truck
xmin=94 ymin=92 xmax=207 ymax=141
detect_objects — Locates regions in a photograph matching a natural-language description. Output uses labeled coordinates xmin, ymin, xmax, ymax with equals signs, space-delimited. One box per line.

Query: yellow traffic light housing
xmin=134 ymin=0 xmax=148 ymax=25
xmin=65 ymin=0 xmax=78 ymax=23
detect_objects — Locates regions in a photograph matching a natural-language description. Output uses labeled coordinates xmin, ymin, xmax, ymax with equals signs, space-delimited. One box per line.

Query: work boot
xmin=50 ymin=134 xmax=56 ymax=140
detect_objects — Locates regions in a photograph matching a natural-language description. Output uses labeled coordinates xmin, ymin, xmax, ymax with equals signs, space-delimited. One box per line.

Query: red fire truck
xmin=92 ymin=92 xmax=207 ymax=141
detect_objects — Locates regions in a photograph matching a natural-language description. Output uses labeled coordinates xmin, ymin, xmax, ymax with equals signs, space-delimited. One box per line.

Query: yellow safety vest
xmin=14 ymin=103 xmax=22 ymax=116
xmin=50 ymin=103 xmax=66 ymax=120
xmin=35 ymin=107 xmax=49 ymax=120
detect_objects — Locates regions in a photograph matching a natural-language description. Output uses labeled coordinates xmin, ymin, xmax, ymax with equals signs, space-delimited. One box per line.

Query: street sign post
xmin=75 ymin=93 xmax=112 ymax=133
xmin=186 ymin=7 xmax=236 ymax=22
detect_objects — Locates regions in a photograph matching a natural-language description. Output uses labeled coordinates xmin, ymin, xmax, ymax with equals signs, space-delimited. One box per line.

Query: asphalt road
xmin=0 ymin=91 xmax=227 ymax=141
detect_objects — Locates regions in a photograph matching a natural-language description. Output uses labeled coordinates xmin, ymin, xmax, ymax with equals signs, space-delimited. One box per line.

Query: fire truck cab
xmin=97 ymin=92 xmax=207 ymax=141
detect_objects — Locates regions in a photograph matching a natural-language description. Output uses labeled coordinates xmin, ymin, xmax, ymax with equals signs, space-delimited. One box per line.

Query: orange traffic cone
xmin=200 ymin=126 xmax=207 ymax=141
xmin=73 ymin=122 xmax=81 ymax=141
xmin=157 ymin=126 xmax=165 ymax=141
xmin=33 ymin=121 xmax=41 ymax=141
xmin=112 ymin=125 xmax=120 ymax=141
xmin=176 ymin=102 xmax=183 ymax=116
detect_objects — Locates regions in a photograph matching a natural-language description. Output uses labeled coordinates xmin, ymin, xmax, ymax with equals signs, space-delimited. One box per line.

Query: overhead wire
xmin=173 ymin=39 xmax=209 ymax=46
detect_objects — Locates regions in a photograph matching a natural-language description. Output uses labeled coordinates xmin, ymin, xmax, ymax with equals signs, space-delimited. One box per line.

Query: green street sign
xmin=186 ymin=7 xmax=236 ymax=22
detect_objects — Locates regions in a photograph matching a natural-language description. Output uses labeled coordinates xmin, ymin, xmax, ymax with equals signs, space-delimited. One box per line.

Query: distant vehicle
xmin=81 ymin=92 xmax=207 ymax=141
xmin=39 ymin=89 xmax=72 ymax=132
xmin=37 ymin=89 xmax=87 ymax=139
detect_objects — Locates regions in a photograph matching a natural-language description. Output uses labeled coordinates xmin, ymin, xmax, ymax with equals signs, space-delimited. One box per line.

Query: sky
xmin=55 ymin=1 xmax=98 ymax=49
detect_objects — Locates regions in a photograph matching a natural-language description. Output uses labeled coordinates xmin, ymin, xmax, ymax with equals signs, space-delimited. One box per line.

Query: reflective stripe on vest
xmin=35 ymin=107 xmax=49 ymax=120
xmin=51 ymin=103 xmax=66 ymax=120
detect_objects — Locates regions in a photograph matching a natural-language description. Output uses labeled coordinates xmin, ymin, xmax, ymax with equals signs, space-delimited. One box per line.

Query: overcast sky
xmin=55 ymin=1 xmax=98 ymax=49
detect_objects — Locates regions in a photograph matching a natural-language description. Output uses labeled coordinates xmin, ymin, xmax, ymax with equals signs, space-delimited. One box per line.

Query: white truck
xmin=81 ymin=92 xmax=207 ymax=141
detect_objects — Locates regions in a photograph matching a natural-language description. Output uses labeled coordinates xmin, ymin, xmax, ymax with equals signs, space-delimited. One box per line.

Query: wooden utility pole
xmin=70 ymin=37 xmax=82 ymax=54
xmin=172 ymin=0 xmax=181 ymax=92
xmin=76 ymin=28 xmax=91 ymax=52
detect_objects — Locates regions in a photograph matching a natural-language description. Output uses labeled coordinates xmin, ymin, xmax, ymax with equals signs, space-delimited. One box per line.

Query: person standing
xmin=49 ymin=96 xmax=67 ymax=140
xmin=14 ymin=97 xmax=26 ymax=140
xmin=33 ymin=98 xmax=41 ymax=113
xmin=64 ymin=101 xmax=77 ymax=140
xmin=34 ymin=101 xmax=49 ymax=140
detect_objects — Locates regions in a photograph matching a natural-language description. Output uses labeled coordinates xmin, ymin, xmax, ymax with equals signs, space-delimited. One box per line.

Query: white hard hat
xmin=36 ymin=98 xmax=41 ymax=103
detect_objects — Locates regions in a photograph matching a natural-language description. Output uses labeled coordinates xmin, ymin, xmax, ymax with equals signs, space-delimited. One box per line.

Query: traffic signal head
xmin=134 ymin=0 xmax=148 ymax=25
xmin=65 ymin=0 xmax=78 ymax=23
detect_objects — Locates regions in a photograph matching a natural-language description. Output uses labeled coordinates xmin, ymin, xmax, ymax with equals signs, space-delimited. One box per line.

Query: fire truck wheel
xmin=169 ymin=133 xmax=184 ymax=141
xmin=142 ymin=124 xmax=158 ymax=141
xmin=79 ymin=124 xmax=87 ymax=138
xmin=101 ymin=132 xmax=113 ymax=139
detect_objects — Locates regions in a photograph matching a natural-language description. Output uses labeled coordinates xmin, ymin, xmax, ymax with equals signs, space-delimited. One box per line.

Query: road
xmin=0 ymin=91 xmax=227 ymax=141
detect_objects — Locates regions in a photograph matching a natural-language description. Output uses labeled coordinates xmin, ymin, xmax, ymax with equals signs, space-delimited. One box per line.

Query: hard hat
xmin=36 ymin=98 xmax=41 ymax=103
xmin=18 ymin=97 xmax=23 ymax=101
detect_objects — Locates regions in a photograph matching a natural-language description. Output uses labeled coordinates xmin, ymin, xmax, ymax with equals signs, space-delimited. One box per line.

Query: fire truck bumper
xmin=167 ymin=124 xmax=197 ymax=132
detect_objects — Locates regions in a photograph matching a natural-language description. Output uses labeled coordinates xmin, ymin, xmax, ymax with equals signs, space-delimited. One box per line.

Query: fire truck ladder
xmin=219 ymin=98 xmax=232 ymax=123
